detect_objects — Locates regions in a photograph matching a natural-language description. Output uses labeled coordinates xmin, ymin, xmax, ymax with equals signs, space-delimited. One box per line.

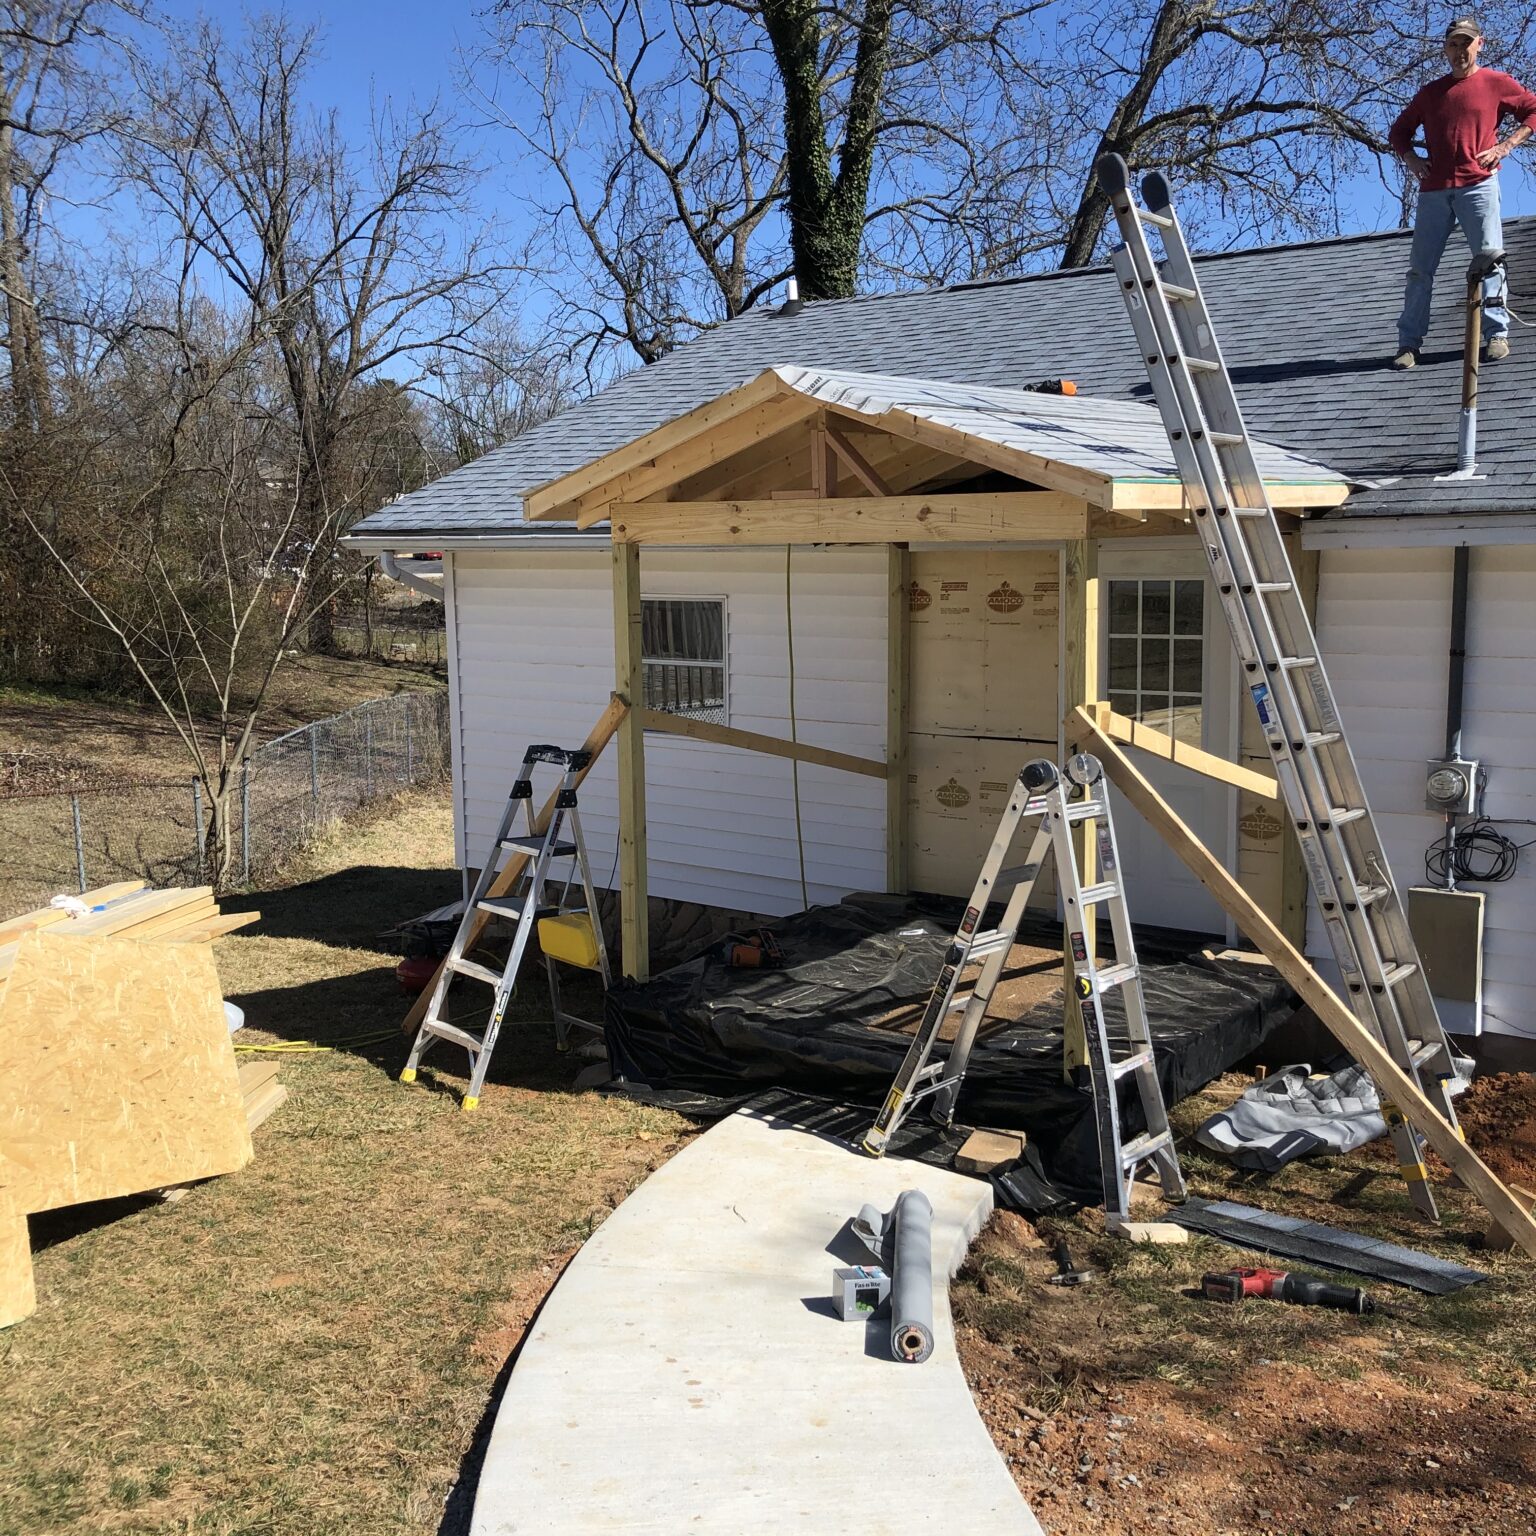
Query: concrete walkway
xmin=470 ymin=1107 xmax=1045 ymax=1535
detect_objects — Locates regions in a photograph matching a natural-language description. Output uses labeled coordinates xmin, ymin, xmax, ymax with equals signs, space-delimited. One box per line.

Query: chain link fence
xmin=0 ymin=690 xmax=450 ymax=920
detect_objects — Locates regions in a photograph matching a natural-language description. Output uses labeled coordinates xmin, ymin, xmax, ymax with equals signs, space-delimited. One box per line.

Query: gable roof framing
xmin=522 ymin=366 xmax=1349 ymax=535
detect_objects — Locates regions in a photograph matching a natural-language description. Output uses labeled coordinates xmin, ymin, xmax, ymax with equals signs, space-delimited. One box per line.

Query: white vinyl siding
xmin=451 ymin=546 xmax=889 ymax=916
xmin=1311 ymin=544 xmax=1536 ymax=1038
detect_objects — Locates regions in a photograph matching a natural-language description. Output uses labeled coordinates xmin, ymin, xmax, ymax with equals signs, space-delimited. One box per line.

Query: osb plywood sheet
xmin=907 ymin=732 xmax=1059 ymax=907
xmin=0 ymin=934 xmax=252 ymax=1217
xmin=0 ymin=1212 xmax=34 ymax=1328
xmin=909 ymin=550 xmax=1059 ymax=739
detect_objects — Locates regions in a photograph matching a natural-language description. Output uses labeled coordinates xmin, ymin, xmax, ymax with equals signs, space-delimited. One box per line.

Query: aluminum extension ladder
xmin=1098 ymin=154 xmax=1462 ymax=1219
xmin=401 ymin=744 xmax=611 ymax=1110
xmin=862 ymin=754 xmax=1186 ymax=1226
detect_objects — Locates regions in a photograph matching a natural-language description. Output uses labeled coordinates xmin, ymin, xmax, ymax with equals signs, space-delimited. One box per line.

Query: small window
xmin=1106 ymin=578 xmax=1205 ymax=745
xmin=642 ymin=598 xmax=727 ymax=724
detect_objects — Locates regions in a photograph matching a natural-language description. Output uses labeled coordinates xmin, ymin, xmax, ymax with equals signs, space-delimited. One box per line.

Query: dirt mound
xmin=1457 ymin=1071 xmax=1536 ymax=1191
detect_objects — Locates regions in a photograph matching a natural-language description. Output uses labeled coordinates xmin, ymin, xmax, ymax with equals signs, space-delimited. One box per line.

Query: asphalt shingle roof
xmin=351 ymin=215 xmax=1536 ymax=541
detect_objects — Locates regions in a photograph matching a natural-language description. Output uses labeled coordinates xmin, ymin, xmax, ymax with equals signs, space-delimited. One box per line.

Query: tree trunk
xmin=759 ymin=0 xmax=894 ymax=300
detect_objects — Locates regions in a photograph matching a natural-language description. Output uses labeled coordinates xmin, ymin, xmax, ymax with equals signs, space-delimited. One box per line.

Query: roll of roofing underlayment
xmin=852 ymin=1188 xmax=935 ymax=1364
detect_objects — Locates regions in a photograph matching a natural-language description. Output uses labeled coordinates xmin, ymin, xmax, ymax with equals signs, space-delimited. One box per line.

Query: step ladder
xmin=862 ymin=753 xmax=1186 ymax=1227
xmin=1097 ymin=154 xmax=1463 ymax=1219
xmin=401 ymin=744 xmax=611 ymax=1110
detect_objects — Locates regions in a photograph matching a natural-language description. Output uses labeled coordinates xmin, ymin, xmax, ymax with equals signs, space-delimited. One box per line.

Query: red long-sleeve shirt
xmin=1390 ymin=68 xmax=1536 ymax=190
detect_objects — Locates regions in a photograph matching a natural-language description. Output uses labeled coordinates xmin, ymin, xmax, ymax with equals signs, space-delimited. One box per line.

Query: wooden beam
xmin=1106 ymin=480 xmax=1351 ymax=513
xmin=524 ymin=369 xmax=791 ymax=520
xmin=826 ymin=419 xmax=892 ymax=495
xmin=400 ymin=693 xmax=631 ymax=1034
xmin=159 ymin=911 xmax=262 ymax=943
xmin=611 ymin=493 xmax=1088 ymax=546
xmin=1060 ymin=539 xmax=1100 ymax=1081
xmin=1094 ymin=704 xmax=1279 ymax=798
xmin=638 ymin=709 xmax=887 ymax=779
xmin=613 ymin=545 xmax=650 ymax=981
xmin=1071 ymin=705 xmax=1536 ymax=1260
xmin=0 ymin=881 xmax=148 ymax=941
xmin=886 ymin=546 xmax=909 ymax=892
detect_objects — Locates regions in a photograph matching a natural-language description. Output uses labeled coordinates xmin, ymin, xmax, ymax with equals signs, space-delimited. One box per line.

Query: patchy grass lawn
xmin=0 ymin=787 xmax=692 ymax=1536
xmin=955 ymin=1073 xmax=1536 ymax=1536
xmin=0 ymin=653 xmax=445 ymax=788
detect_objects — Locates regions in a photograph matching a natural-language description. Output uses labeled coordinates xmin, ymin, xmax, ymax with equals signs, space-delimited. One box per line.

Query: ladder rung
xmin=1259 ymin=585 xmax=1297 ymax=598
xmin=1275 ymin=651 xmax=1315 ymax=666
xmin=1112 ymin=1048 xmax=1155 ymax=1081
xmin=967 ymin=931 xmax=1012 ymax=960
xmin=1161 ymin=281 xmax=1196 ymax=300
xmin=501 ymin=834 xmax=577 ymax=856
xmin=947 ymin=992 xmax=975 ymax=1012
xmin=1230 ymin=505 xmax=1269 ymax=518
xmin=424 ymin=1020 xmax=486 ymax=1053
xmin=1304 ymin=731 xmax=1342 ymax=748
xmin=1078 ymin=882 xmax=1120 ymax=907
xmin=449 ymin=957 xmax=505 ymax=986
xmin=1356 ymin=884 xmax=1390 ymax=907
xmin=477 ymin=896 xmax=561 ymax=922
xmin=1137 ymin=207 xmax=1174 ymax=228
xmin=1065 ymin=799 xmax=1106 ymax=823
xmin=1332 ymin=806 xmax=1368 ymax=825
xmin=1382 ymin=962 xmax=1418 ymax=988
xmin=1120 ymin=1128 xmax=1173 ymax=1166
xmin=1094 ymin=961 xmax=1138 ymax=990
xmin=1185 ymin=356 xmax=1220 ymax=372
xmin=915 ymin=1061 xmax=945 ymax=1082
xmin=1208 ymin=430 xmax=1244 ymax=446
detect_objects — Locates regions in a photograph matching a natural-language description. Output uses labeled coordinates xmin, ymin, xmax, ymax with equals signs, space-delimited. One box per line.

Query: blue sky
xmin=127 ymin=0 xmax=1536 ymax=347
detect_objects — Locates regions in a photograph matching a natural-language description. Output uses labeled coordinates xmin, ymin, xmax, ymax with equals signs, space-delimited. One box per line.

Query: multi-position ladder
xmin=1097 ymin=154 xmax=1462 ymax=1218
xmin=401 ymin=744 xmax=610 ymax=1110
xmin=862 ymin=754 xmax=1186 ymax=1226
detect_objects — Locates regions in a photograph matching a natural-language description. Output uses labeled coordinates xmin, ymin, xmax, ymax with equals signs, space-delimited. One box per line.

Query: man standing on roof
xmin=1389 ymin=17 xmax=1536 ymax=368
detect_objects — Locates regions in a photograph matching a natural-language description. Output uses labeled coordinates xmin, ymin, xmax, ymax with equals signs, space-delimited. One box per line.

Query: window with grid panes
xmin=641 ymin=598 xmax=727 ymax=724
xmin=1105 ymin=578 xmax=1204 ymax=745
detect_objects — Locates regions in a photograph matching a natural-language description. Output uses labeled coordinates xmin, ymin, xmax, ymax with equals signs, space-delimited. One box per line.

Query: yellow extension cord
xmin=234 ymin=1028 xmax=401 ymax=1055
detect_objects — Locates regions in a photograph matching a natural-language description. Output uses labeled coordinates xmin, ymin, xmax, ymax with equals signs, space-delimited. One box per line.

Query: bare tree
xmin=122 ymin=14 xmax=506 ymax=646
xmin=8 ymin=301 xmax=352 ymax=880
xmin=484 ymin=0 xmax=1536 ymax=365
xmin=423 ymin=316 xmax=579 ymax=468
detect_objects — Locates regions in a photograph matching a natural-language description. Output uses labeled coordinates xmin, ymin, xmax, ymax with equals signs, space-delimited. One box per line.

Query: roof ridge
xmin=739 ymin=214 xmax=1536 ymax=312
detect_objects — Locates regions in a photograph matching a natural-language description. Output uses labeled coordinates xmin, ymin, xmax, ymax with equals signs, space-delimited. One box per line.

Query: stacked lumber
xmin=238 ymin=1060 xmax=289 ymax=1134
xmin=0 ymin=882 xmax=260 ymax=992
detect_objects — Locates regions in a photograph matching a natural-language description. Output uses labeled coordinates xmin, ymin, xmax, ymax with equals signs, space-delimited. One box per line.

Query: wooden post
xmin=886 ymin=545 xmax=910 ymax=893
xmin=612 ymin=543 xmax=650 ymax=981
xmin=1059 ymin=538 xmax=1100 ymax=1080
xmin=1073 ymin=705 xmax=1536 ymax=1260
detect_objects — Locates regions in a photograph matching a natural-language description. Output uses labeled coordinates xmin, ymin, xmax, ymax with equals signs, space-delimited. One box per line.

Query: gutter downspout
xmin=379 ymin=550 xmax=444 ymax=603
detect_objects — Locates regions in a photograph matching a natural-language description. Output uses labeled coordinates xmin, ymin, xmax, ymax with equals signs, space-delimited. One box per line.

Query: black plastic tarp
xmin=605 ymin=893 xmax=1296 ymax=1209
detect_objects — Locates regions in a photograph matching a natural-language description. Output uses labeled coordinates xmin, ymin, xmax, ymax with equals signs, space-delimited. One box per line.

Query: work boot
xmin=1392 ymin=347 xmax=1417 ymax=370
xmin=1486 ymin=336 xmax=1510 ymax=361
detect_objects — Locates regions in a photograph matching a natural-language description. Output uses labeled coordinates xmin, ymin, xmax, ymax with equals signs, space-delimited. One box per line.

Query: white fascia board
xmin=346 ymin=530 xmax=614 ymax=554
xmin=1302 ymin=512 xmax=1536 ymax=549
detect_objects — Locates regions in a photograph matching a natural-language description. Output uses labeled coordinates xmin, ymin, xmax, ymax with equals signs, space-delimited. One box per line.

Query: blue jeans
xmin=1398 ymin=175 xmax=1508 ymax=351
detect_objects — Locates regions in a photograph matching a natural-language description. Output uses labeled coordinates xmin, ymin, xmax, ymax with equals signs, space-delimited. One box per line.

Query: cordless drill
xmin=1201 ymin=1267 xmax=1374 ymax=1314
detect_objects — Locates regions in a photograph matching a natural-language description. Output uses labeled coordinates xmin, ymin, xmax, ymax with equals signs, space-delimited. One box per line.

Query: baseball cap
xmin=1446 ymin=16 xmax=1483 ymax=40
